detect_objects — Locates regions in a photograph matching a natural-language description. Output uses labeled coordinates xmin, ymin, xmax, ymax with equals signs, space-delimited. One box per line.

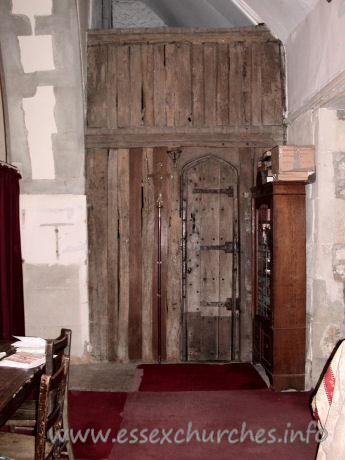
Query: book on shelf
xmin=0 ymin=351 xmax=45 ymax=369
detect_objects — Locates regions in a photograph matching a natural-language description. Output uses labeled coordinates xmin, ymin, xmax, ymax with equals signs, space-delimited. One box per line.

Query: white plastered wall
xmin=286 ymin=0 xmax=345 ymax=388
xmin=20 ymin=195 xmax=89 ymax=358
xmin=285 ymin=0 xmax=345 ymax=115
xmin=288 ymin=109 xmax=345 ymax=388
xmin=22 ymin=86 xmax=56 ymax=180
xmin=0 ymin=0 xmax=90 ymax=359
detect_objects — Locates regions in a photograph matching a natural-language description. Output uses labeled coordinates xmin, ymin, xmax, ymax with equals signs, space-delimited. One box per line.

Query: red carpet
xmin=67 ymin=364 xmax=318 ymax=459
xmin=138 ymin=363 xmax=267 ymax=391
xmin=69 ymin=391 xmax=127 ymax=459
xmin=110 ymin=390 xmax=317 ymax=460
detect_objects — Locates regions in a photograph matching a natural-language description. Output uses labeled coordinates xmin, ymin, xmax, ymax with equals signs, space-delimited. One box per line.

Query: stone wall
xmin=0 ymin=0 xmax=90 ymax=359
xmin=112 ymin=0 xmax=166 ymax=28
xmin=288 ymin=108 xmax=345 ymax=388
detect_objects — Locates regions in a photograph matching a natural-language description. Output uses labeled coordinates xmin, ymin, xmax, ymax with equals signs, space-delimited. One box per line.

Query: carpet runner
xmin=68 ymin=363 xmax=318 ymax=459
xmin=69 ymin=389 xmax=317 ymax=460
xmin=138 ymin=362 xmax=267 ymax=391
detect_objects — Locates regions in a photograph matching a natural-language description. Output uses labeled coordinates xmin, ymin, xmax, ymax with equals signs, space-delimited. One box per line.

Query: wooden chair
xmin=0 ymin=356 xmax=70 ymax=459
xmin=5 ymin=329 xmax=74 ymax=459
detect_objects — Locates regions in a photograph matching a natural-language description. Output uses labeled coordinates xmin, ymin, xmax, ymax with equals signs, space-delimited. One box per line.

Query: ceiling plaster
xmin=141 ymin=0 xmax=320 ymax=42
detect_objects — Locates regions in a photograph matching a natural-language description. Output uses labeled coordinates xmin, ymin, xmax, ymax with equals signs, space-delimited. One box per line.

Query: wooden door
xmin=182 ymin=155 xmax=239 ymax=361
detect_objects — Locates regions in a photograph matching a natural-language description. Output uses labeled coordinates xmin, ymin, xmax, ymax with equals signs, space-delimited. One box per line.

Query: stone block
xmin=333 ymin=152 xmax=345 ymax=199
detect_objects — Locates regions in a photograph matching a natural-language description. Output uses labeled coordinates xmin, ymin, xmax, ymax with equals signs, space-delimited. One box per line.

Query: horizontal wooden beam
xmin=88 ymin=25 xmax=277 ymax=46
xmin=86 ymin=127 xmax=284 ymax=149
xmin=86 ymin=126 xmax=284 ymax=136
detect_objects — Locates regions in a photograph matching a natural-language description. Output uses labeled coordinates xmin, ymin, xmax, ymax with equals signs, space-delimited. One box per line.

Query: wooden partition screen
xmin=86 ymin=26 xmax=285 ymax=362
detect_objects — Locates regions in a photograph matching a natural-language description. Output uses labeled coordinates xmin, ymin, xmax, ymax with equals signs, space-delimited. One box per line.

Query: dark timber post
xmin=157 ymin=192 xmax=163 ymax=363
xmin=147 ymin=160 xmax=173 ymax=363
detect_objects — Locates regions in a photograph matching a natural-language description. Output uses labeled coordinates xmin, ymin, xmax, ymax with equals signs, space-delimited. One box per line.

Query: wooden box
xmin=270 ymin=145 xmax=315 ymax=174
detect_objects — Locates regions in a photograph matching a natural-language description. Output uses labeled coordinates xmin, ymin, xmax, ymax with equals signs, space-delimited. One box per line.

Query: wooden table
xmin=0 ymin=342 xmax=43 ymax=427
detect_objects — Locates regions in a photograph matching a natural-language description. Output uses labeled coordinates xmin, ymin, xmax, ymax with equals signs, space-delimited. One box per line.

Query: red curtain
xmin=0 ymin=164 xmax=25 ymax=339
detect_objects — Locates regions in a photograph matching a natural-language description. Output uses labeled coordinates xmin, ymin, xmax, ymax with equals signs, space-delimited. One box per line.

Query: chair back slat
xmin=52 ymin=329 xmax=71 ymax=356
xmin=45 ymin=359 xmax=68 ymax=433
xmin=45 ymin=329 xmax=71 ymax=375
xmin=35 ymin=357 xmax=69 ymax=459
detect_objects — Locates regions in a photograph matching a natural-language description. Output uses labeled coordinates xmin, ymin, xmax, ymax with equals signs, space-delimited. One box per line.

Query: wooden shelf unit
xmin=252 ymin=181 xmax=306 ymax=390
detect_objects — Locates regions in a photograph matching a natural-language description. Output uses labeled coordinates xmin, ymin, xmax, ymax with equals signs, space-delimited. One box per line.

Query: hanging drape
xmin=0 ymin=164 xmax=25 ymax=339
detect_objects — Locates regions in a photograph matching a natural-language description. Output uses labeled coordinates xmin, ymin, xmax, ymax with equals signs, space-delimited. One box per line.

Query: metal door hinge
xmin=200 ymin=298 xmax=234 ymax=309
xmin=200 ymin=241 xmax=235 ymax=253
xmin=193 ymin=186 xmax=233 ymax=197
xmin=199 ymin=298 xmax=240 ymax=311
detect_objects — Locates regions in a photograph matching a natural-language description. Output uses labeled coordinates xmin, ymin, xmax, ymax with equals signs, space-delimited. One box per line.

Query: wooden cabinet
xmin=252 ymin=182 xmax=306 ymax=390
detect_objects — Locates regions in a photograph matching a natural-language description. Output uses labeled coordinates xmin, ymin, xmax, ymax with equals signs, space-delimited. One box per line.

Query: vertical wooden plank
xmin=218 ymin=311 xmax=232 ymax=359
xmin=151 ymin=147 xmax=169 ymax=361
xmin=229 ymin=42 xmax=243 ymax=126
xmin=107 ymin=45 xmax=117 ymax=129
xmin=165 ymin=43 xmax=192 ymax=127
xmin=199 ymin=160 xmax=220 ymax=304
xmin=153 ymin=45 xmax=166 ymax=127
xmin=203 ymin=44 xmax=217 ymax=126
xmin=166 ymin=155 xmax=182 ymax=361
xmin=130 ymin=45 xmax=143 ymax=126
xmin=230 ymin=42 xmax=252 ymax=126
xmin=151 ymin=156 xmax=159 ymax=360
xmin=251 ymin=42 xmax=262 ymax=126
xmin=142 ymin=148 xmax=154 ymax=361
xmin=242 ymin=44 xmax=252 ymax=125
xmin=87 ymin=45 xmax=108 ymax=128
xmin=159 ymin=148 xmax=169 ymax=362
xmin=218 ymin=164 xmax=235 ymax=360
xmin=107 ymin=149 xmax=118 ymax=360
xmin=117 ymin=149 xmax=130 ymax=362
xmin=191 ymin=44 xmax=204 ymax=127
xmin=262 ymin=42 xmax=283 ymax=125
xmin=216 ymin=43 xmax=229 ymax=126
xmin=239 ymin=147 xmax=254 ymax=362
xmin=187 ymin=313 xmax=202 ymax=361
xmin=176 ymin=43 xmax=192 ymax=127
xmin=199 ymin=160 xmax=220 ymax=360
xmin=165 ymin=43 xmax=191 ymax=126
xmin=86 ymin=149 xmax=108 ymax=360
xmin=117 ymin=46 xmax=130 ymax=127
xmin=141 ymin=45 xmax=154 ymax=126
xmin=184 ymin=163 xmax=202 ymax=360
xmin=200 ymin=316 xmax=218 ymax=360
xmin=128 ymin=148 xmax=143 ymax=360
xmin=165 ymin=44 xmax=176 ymax=127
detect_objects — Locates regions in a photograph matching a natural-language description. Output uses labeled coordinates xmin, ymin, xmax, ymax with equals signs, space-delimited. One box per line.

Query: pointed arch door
xmin=182 ymin=155 xmax=240 ymax=361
